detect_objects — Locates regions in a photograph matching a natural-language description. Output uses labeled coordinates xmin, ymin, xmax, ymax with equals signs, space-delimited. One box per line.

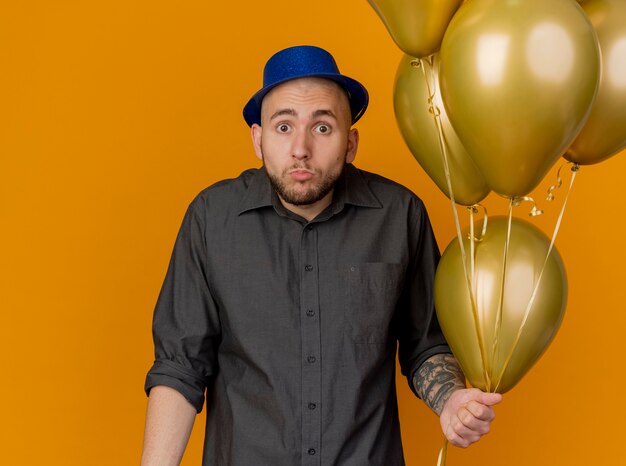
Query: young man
xmin=142 ymin=45 xmax=501 ymax=466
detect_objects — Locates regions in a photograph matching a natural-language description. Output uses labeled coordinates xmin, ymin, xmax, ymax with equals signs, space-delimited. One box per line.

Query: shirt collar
xmin=237 ymin=167 xmax=274 ymax=215
xmin=237 ymin=164 xmax=382 ymax=216
xmin=339 ymin=163 xmax=383 ymax=210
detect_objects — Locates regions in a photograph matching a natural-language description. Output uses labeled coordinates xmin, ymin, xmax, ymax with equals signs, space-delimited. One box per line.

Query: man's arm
xmin=413 ymin=353 xmax=502 ymax=448
xmin=141 ymin=385 xmax=198 ymax=466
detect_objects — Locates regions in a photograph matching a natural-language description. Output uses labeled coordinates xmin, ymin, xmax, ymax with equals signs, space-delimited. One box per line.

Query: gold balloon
xmin=439 ymin=0 xmax=600 ymax=198
xmin=434 ymin=217 xmax=567 ymax=393
xmin=368 ymin=0 xmax=463 ymax=58
xmin=565 ymin=0 xmax=626 ymax=165
xmin=394 ymin=54 xmax=490 ymax=206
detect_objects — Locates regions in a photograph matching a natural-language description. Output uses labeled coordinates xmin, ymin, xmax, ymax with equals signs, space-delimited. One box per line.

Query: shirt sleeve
xmin=144 ymin=197 xmax=221 ymax=413
xmin=395 ymin=198 xmax=451 ymax=398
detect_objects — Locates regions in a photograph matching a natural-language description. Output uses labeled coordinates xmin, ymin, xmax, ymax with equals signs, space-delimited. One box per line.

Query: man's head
xmin=243 ymin=45 xmax=369 ymax=127
xmin=244 ymin=46 xmax=369 ymax=220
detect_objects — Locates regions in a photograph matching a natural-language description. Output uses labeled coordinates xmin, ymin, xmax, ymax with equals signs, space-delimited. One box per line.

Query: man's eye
xmin=278 ymin=124 xmax=290 ymax=133
xmin=316 ymin=124 xmax=330 ymax=134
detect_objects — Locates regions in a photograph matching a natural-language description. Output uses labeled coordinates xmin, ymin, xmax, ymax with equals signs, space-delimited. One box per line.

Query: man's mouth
xmin=288 ymin=167 xmax=315 ymax=181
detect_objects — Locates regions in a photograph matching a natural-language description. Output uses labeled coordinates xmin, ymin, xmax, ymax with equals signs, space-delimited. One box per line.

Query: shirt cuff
xmin=144 ymin=359 xmax=210 ymax=413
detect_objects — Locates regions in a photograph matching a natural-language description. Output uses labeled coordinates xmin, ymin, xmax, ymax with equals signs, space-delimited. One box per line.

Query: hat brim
xmin=242 ymin=74 xmax=369 ymax=127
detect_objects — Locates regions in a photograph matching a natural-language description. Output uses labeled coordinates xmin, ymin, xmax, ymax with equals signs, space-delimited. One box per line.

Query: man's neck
xmin=278 ymin=190 xmax=334 ymax=222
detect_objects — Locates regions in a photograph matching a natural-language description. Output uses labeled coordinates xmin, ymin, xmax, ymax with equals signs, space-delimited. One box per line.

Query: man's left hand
xmin=439 ymin=388 xmax=502 ymax=448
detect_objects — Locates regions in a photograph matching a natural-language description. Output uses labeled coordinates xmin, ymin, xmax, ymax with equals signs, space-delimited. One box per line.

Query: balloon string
xmin=467 ymin=203 xmax=488 ymax=353
xmin=467 ymin=204 xmax=489 ymax=242
xmin=493 ymin=164 xmax=579 ymax=392
xmin=468 ymin=203 xmax=489 ymax=384
xmin=546 ymin=161 xmax=576 ymax=202
xmin=469 ymin=207 xmax=476 ymax=293
xmin=491 ymin=199 xmax=513 ymax=377
xmin=416 ymin=56 xmax=491 ymax=391
xmin=436 ymin=437 xmax=448 ymax=466
xmin=492 ymin=193 xmax=542 ymax=374
xmin=506 ymin=194 xmax=544 ymax=217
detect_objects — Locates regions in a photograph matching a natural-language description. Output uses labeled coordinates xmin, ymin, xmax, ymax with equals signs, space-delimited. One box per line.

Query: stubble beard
xmin=263 ymin=153 xmax=346 ymax=207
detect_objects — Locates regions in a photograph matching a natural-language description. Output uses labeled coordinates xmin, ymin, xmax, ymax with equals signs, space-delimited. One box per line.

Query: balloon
xmin=565 ymin=0 xmax=626 ymax=165
xmin=394 ymin=54 xmax=490 ymax=206
xmin=434 ymin=217 xmax=567 ymax=393
xmin=367 ymin=0 xmax=463 ymax=58
xmin=439 ymin=0 xmax=600 ymax=198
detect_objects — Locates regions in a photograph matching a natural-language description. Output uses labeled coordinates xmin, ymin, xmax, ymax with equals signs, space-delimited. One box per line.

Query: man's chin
xmin=281 ymin=191 xmax=322 ymax=206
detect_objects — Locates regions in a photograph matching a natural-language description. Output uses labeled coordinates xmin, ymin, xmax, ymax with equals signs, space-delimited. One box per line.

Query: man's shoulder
xmin=350 ymin=165 xmax=426 ymax=209
xmin=353 ymin=167 xmax=414 ymax=193
xmin=180 ymin=168 xmax=268 ymax=219
xmin=197 ymin=168 xmax=260 ymax=197
xmin=188 ymin=168 xmax=263 ymax=210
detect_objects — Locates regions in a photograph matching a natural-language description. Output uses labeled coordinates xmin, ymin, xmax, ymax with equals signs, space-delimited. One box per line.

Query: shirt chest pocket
xmin=344 ymin=263 xmax=404 ymax=344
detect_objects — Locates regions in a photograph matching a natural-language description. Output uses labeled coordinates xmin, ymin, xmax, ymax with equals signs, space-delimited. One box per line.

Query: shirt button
xmin=306 ymin=309 xmax=315 ymax=317
xmin=308 ymin=402 xmax=316 ymax=410
xmin=307 ymin=356 xmax=316 ymax=364
xmin=306 ymin=225 xmax=314 ymax=231
xmin=308 ymin=448 xmax=316 ymax=455
xmin=305 ymin=264 xmax=313 ymax=271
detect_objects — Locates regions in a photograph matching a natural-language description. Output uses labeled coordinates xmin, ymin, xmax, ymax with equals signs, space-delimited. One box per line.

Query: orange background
xmin=1 ymin=1 xmax=625 ymax=465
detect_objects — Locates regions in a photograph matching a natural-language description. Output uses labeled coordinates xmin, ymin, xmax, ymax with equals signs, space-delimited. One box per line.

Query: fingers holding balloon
xmin=444 ymin=421 xmax=480 ymax=449
xmin=464 ymin=399 xmax=497 ymax=425
xmin=441 ymin=389 xmax=502 ymax=448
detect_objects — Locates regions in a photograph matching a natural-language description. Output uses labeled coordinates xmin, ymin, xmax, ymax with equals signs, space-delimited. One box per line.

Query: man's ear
xmin=251 ymin=124 xmax=263 ymax=161
xmin=345 ymin=128 xmax=359 ymax=164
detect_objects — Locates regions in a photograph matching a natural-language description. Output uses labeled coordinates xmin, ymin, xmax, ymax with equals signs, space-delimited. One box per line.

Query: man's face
xmin=251 ymin=77 xmax=359 ymax=216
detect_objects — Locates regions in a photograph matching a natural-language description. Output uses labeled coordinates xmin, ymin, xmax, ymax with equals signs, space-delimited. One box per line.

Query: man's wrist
xmin=412 ymin=353 xmax=466 ymax=416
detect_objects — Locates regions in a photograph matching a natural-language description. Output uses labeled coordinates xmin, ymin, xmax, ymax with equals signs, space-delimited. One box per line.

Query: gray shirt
xmin=145 ymin=164 xmax=450 ymax=466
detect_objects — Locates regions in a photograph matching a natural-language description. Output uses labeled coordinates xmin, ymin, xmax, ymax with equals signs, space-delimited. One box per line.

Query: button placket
xmin=300 ymin=224 xmax=321 ymax=465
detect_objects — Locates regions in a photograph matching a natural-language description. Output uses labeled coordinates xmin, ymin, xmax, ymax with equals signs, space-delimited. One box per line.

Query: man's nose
xmin=292 ymin=129 xmax=311 ymax=160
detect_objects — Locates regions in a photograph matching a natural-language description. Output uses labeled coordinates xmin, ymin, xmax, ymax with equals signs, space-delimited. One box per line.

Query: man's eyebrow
xmin=269 ymin=108 xmax=296 ymax=121
xmin=269 ymin=108 xmax=338 ymax=121
xmin=312 ymin=109 xmax=337 ymax=119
